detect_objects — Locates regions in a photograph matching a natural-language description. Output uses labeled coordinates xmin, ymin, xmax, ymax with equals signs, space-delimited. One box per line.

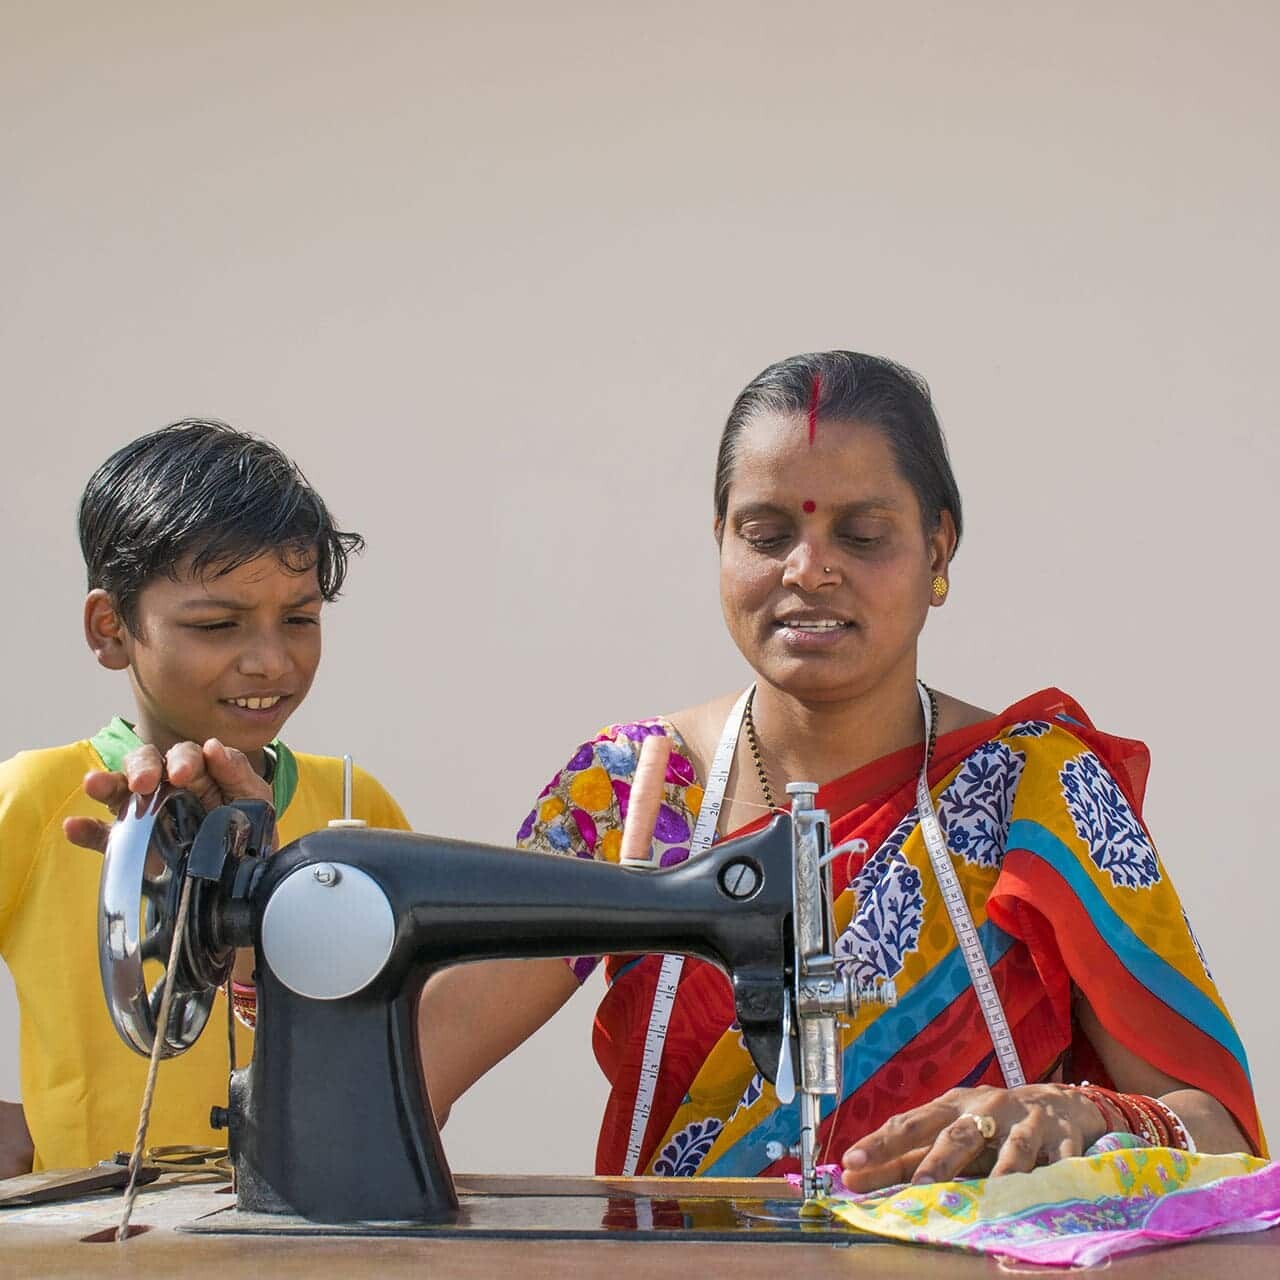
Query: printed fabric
xmin=818 ymin=1146 xmax=1278 ymax=1266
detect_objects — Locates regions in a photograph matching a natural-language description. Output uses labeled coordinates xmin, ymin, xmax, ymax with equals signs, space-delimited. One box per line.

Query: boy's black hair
xmin=79 ymin=418 xmax=364 ymax=631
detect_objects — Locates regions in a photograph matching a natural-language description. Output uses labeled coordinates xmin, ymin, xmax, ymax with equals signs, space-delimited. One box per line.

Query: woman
xmin=424 ymin=350 xmax=1261 ymax=1189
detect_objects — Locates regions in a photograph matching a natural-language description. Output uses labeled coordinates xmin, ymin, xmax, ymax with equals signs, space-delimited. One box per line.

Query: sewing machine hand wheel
xmin=97 ymin=786 xmax=239 ymax=1058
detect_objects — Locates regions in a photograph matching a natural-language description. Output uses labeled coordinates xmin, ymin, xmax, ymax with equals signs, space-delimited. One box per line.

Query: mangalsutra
xmin=743 ymin=684 xmax=939 ymax=810
xmin=743 ymin=686 xmax=776 ymax=808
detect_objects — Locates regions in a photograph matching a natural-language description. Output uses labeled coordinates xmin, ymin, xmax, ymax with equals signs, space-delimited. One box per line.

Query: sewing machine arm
xmin=223 ymin=818 xmax=796 ymax=1222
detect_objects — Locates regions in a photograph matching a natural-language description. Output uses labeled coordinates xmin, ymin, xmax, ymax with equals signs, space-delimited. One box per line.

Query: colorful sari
xmin=515 ymin=688 xmax=1263 ymax=1178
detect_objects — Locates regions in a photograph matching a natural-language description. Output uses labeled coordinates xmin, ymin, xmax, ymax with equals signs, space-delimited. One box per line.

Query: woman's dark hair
xmin=714 ymin=351 xmax=963 ymax=551
xmin=79 ymin=418 xmax=364 ymax=630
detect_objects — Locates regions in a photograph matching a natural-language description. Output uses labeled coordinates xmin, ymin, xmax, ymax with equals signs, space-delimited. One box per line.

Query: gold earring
xmin=932 ymin=576 xmax=948 ymax=599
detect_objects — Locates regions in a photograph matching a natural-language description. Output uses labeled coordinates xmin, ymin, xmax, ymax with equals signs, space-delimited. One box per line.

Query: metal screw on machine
xmin=797 ymin=973 xmax=897 ymax=1018
xmin=210 ymin=1106 xmax=229 ymax=1130
xmin=765 ymin=1140 xmax=799 ymax=1162
xmin=719 ymin=859 xmax=761 ymax=899
xmin=312 ymin=863 xmax=339 ymax=887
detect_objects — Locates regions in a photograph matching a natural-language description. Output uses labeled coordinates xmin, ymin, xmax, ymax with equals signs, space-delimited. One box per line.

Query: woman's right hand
xmin=63 ymin=739 xmax=272 ymax=853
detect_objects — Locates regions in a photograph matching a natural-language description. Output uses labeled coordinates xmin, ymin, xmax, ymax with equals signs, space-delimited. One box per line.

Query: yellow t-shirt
xmin=0 ymin=727 xmax=410 ymax=1170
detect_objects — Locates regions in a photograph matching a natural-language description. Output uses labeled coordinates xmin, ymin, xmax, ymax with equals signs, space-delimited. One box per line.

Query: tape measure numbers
xmin=916 ymin=681 xmax=1025 ymax=1089
xmin=622 ymin=688 xmax=751 ymax=1175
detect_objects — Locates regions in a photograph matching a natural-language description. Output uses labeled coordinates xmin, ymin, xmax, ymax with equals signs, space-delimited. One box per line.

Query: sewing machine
xmin=98 ymin=776 xmax=893 ymax=1230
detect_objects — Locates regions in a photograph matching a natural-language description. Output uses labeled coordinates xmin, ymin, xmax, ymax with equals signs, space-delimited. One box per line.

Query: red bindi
xmin=802 ymin=500 xmax=816 ymax=514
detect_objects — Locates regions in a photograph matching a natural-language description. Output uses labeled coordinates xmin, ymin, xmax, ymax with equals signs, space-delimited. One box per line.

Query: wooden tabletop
xmin=3 ymin=1174 xmax=1279 ymax=1279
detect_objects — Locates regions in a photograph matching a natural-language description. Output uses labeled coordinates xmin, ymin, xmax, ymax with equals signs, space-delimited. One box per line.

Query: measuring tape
xmin=915 ymin=681 xmax=1025 ymax=1088
xmin=621 ymin=688 xmax=752 ymax=1176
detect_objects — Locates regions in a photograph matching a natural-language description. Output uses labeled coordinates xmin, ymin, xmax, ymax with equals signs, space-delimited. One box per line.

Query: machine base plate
xmin=182 ymin=1190 xmax=877 ymax=1244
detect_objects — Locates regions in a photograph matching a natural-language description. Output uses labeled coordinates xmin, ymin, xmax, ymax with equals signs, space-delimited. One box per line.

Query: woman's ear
xmin=84 ymin=589 xmax=131 ymax=671
xmin=928 ymin=511 xmax=958 ymax=575
xmin=713 ymin=516 xmax=724 ymax=546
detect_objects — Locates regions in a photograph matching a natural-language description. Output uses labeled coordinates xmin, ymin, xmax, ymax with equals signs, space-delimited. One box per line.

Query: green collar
xmin=89 ymin=716 xmax=299 ymax=816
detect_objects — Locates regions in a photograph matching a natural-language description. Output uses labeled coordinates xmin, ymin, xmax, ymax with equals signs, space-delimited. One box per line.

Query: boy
xmin=0 ymin=419 xmax=409 ymax=1175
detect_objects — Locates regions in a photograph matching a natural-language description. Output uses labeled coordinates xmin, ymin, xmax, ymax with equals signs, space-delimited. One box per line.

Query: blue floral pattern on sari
xmin=935 ymin=742 xmax=1026 ymax=868
xmin=1182 ymin=908 xmax=1213 ymax=980
xmin=653 ymin=1118 xmax=723 ymax=1175
xmin=1059 ymin=751 xmax=1160 ymax=889
xmin=835 ymin=813 xmax=924 ymax=983
xmin=728 ymin=1072 xmax=765 ymax=1123
xmin=1007 ymin=720 xmax=1052 ymax=738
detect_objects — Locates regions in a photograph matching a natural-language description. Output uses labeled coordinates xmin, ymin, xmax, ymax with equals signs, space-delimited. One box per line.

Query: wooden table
xmin=4 ymin=1174 xmax=1279 ymax=1278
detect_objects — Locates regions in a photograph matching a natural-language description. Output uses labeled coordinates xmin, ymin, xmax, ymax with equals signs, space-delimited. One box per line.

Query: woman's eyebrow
xmin=833 ymin=498 xmax=900 ymax=516
xmin=733 ymin=502 xmax=791 ymax=521
xmin=733 ymin=497 xmax=901 ymax=520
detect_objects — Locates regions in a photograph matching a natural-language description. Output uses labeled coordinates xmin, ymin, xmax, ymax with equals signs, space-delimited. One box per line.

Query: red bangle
xmin=1131 ymin=1094 xmax=1192 ymax=1150
xmin=1113 ymin=1092 xmax=1162 ymax=1146
xmin=1134 ymin=1094 xmax=1178 ymax=1147
xmin=1107 ymin=1090 xmax=1148 ymax=1141
xmin=1072 ymin=1083 xmax=1125 ymax=1137
xmin=1070 ymin=1083 xmax=1191 ymax=1151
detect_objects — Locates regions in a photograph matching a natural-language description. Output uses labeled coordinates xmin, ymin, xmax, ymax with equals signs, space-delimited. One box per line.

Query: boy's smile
xmin=105 ymin=552 xmax=323 ymax=771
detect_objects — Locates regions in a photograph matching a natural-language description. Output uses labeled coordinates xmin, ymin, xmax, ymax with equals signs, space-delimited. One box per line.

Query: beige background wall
xmin=2 ymin=2 xmax=1276 ymax=1173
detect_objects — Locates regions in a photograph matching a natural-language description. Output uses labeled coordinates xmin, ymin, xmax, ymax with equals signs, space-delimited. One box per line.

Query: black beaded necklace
xmin=742 ymin=682 xmax=939 ymax=809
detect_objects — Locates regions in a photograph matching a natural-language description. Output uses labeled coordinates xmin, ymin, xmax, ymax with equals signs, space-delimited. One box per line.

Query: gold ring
xmin=960 ymin=1111 xmax=998 ymax=1143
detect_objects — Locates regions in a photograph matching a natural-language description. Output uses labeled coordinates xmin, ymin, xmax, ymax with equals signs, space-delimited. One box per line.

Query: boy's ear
xmin=84 ymin=589 xmax=131 ymax=671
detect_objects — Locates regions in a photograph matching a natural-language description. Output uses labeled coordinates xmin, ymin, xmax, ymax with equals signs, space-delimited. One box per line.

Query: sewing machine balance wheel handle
xmin=99 ymin=787 xmax=228 ymax=1058
xmin=98 ymin=787 xmax=275 ymax=1058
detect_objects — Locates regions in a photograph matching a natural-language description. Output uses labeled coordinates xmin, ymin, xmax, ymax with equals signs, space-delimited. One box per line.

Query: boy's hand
xmin=63 ymin=739 xmax=272 ymax=853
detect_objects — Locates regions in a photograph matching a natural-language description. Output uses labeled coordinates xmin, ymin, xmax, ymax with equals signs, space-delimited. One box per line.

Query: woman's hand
xmin=840 ymin=1083 xmax=1106 ymax=1191
xmin=63 ymin=739 xmax=272 ymax=852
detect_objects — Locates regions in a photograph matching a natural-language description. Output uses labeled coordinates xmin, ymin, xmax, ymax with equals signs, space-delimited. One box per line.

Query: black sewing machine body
xmin=100 ymin=773 xmax=893 ymax=1227
xmin=99 ymin=787 xmax=861 ymax=1225
xmin=226 ymin=820 xmax=796 ymax=1223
